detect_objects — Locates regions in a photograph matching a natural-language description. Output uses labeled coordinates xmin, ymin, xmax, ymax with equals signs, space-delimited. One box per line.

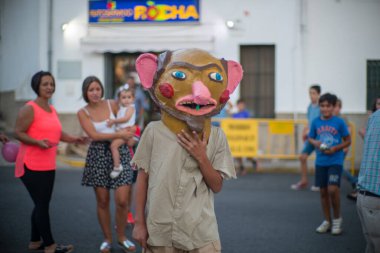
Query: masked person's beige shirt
xmin=131 ymin=121 xmax=236 ymax=250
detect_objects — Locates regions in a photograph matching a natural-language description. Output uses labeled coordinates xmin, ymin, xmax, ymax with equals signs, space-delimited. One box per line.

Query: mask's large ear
xmin=227 ymin=60 xmax=243 ymax=93
xmin=136 ymin=53 xmax=158 ymax=89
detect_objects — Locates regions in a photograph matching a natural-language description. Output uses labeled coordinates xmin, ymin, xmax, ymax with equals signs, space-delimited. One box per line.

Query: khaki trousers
xmin=356 ymin=193 xmax=380 ymax=253
xmin=143 ymin=241 xmax=221 ymax=253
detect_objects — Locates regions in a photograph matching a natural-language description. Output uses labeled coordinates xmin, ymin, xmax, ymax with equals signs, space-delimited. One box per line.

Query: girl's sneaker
xmin=316 ymin=220 xmax=331 ymax=233
xmin=110 ymin=165 xmax=123 ymax=179
xmin=332 ymin=217 xmax=343 ymax=235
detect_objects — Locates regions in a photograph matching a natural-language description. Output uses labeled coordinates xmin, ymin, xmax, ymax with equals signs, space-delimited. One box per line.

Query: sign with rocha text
xmin=89 ymin=0 xmax=200 ymax=23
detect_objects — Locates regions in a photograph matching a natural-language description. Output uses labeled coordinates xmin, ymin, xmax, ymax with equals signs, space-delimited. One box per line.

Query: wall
xmin=1 ymin=0 xmax=378 ymax=167
xmin=0 ymin=0 xmax=49 ymax=131
xmin=0 ymin=0 xmax=49 ymax=99
xmin=304 ymin=0 xmax=380 ymax=113
xmin=53 ymin=0 xmax=380 ymax=114
xmin=51 ymin=0 xmax=300 ymax=113
xmin=2 ymin=0 xmax=379 ymax=113
xmin=52 ymin=0 xmax=88 ymax=112
xmin=209 ymin=0 xmax=300 ymax=112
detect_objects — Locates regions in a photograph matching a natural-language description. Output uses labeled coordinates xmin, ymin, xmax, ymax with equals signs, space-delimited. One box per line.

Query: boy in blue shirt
xmin=308 ymin=93 xmax=351 ymax=235
xmin=232 ymin=99 xmax=251 ymax=119
xmin=291 ymin=85 xmax=321 ymax=190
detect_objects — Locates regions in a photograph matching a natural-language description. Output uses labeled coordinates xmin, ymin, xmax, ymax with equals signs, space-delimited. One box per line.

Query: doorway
xmin=104 ymin=52 xmax=142 ymax=98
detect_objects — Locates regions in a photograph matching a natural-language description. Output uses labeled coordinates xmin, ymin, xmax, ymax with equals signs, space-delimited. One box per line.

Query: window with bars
xmin=367 ymin=60 xmax=380 ymax=111
xmin=240 ymin=45 xmax=275 ymax=118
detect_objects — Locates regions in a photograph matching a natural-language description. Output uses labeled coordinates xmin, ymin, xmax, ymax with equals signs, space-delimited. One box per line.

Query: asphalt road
xmin=0 ymin=165 xmax=365 ymax=253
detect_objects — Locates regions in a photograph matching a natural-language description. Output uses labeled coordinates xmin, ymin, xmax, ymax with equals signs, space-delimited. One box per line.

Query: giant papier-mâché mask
xmin=136 ymin=48 xmax=243 ymax=138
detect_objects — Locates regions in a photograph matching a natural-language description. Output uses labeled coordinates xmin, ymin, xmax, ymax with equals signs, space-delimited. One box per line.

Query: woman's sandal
xmin=28 ymin=241 xmax=44 ymax=251
xmin=99 ymin=241 xmax=112 ymax=253
xmin=44 ymin=244 xmax=74 ymax=253
xmin=118 ymin=239 xmax=136 ymax=252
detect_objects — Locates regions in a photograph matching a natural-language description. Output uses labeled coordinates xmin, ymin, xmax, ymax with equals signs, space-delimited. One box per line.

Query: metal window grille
xmin=240 ymin=45 xmax=275 ymax=118
xmin=367 ymin=60 xmax=380 ymax=111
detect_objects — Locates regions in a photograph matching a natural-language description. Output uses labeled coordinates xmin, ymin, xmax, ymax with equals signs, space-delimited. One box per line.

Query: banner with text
xmin=89 ymin=0 xmax=200 ymax=23
xmin=221 ymin=119 xmax=258 ymax=158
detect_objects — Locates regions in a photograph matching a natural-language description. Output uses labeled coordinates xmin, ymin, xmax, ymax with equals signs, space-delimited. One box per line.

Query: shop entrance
xmin=105 ymin=52 xmax=161 ymax=127
xmin=105 ymin=52 xmax=142 ymax=98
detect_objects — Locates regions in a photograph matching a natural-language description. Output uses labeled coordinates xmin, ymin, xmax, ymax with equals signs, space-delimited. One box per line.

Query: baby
xmin=107 ymin=84 xmax=136 ymax=178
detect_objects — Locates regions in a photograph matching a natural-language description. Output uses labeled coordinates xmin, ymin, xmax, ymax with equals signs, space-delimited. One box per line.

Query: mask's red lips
xmin=176 ymin=95 xmax=217 ymax=116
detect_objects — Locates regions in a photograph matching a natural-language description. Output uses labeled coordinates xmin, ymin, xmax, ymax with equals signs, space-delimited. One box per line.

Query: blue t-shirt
xmin=212 ymin=107 xmax=229 ymax=127
xmin=213 ymin=107 xmax=229 ymax=119
xmin=309 ymin=116 xmax=349 ymax=166
xmin=232 ymin=109 xmax=250 ymax=119
xmin=134 ymin=85 xmax=149 ymax=116
xmin=307 ymin=103 xmax=320 ymax=126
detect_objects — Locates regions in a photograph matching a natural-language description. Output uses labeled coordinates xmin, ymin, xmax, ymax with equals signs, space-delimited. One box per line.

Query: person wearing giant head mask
xmin=131 ymin=49 xmax=243 ymax=252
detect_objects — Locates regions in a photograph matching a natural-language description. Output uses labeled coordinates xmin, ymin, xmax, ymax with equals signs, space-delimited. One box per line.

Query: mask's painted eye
xmin=209 ymin=72 xmax=223 ymax=82
xmin=172 ymin=71 xmax=186 ymax=80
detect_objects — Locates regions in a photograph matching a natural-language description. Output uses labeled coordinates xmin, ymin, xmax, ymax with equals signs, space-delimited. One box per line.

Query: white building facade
xmin=1 ymin=0 xmax=379 ymax=163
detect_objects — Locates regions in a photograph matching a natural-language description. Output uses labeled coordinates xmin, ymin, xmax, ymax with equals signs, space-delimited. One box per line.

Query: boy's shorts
xmin=315 ymin=165 xmax=343 ymax=188
xmin=301 ymin=141 xmax=315 ymax=155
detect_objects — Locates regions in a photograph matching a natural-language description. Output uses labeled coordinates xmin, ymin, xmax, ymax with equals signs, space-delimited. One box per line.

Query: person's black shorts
xmin=315 ymin=165 xmax=343 ymax=188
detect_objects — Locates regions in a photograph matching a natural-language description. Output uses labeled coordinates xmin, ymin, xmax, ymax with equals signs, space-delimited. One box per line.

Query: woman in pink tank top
xmin=14 ymin=71 xmax=85 ymax=253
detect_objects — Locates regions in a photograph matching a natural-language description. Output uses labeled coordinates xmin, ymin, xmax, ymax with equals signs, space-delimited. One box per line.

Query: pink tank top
xmin=15 ymin=101 xmax=62 ymax=177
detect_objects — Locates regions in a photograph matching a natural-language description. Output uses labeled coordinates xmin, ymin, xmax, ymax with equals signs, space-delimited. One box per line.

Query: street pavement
xmin=0 ymin=165 xmax=365 ymax=253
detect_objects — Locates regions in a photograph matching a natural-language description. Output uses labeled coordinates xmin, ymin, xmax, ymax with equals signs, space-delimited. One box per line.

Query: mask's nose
xmin=192 ymin=81 xmax=211 ymax=105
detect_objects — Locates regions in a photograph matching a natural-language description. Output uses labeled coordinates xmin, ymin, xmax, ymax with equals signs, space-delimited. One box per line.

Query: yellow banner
xmin=221 ymin=119 xmax=258 ymax=157
xmin=268 ymin=121 xmax=294 ymax=135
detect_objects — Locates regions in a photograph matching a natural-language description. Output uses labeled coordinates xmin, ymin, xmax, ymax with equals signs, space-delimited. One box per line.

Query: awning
xmin=80 ymin=35 xmax=214 ymax=53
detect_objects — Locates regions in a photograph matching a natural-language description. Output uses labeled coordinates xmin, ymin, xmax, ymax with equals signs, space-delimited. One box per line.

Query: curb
xmin=57 ymin=155 xmax=85 ymax=168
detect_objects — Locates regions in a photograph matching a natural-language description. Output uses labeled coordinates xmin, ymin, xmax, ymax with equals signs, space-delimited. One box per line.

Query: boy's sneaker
xmin=110 ymin=165 xmax=123 ymax=179
xmin=290 ymin=182 xmax=308 ymax=190
xmin=331 ymin=217 xmax=343 ymax=235
xmin=316 ymin=220 xmax=331 ymax=233
xmin=310 ymin=185 xmax=320 ymax=192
